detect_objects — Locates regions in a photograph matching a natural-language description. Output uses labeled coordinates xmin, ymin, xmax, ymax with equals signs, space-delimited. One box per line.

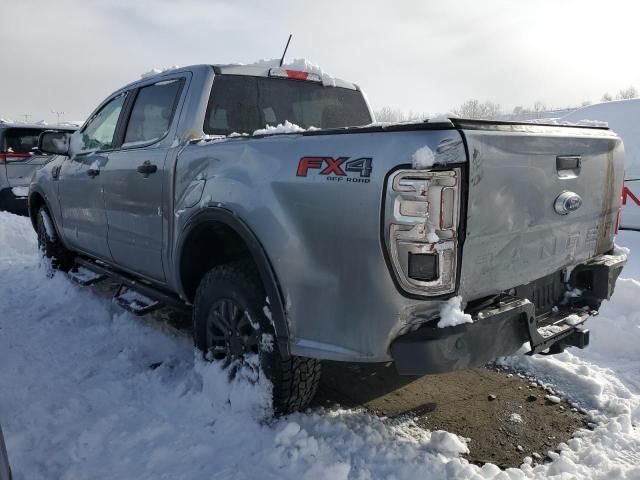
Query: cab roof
xmin=136 ymin=64 xmax=359 ymax=90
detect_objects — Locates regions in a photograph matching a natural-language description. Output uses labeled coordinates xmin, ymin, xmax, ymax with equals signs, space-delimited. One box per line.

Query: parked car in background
xmin=560 ymin=99 xmax=640 ymax=230
xmin=0 ymin=123 xmax=75 ymax=215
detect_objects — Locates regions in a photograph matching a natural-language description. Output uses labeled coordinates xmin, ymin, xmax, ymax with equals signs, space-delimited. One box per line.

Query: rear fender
xmin=175 ymin=208 xmax=291 ymax=358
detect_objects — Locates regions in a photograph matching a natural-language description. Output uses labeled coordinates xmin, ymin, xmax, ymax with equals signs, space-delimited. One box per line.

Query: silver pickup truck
xmin=32 ymin=64 xmax=627 ymax=414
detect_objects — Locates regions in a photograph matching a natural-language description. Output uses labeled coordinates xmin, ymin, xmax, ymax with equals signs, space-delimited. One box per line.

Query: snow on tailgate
xmin=0 ymin=210 xmax=639 ymax=479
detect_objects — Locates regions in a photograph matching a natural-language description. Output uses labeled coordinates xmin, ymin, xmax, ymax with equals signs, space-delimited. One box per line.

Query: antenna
xmin=22 ymin=114 xmax=32 ymax=123
xmin=279 ymin=34 xmax=292 ymax=67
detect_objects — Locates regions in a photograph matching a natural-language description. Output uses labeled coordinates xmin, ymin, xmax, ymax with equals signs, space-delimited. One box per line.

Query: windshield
xmin=204 ymin=75 xmax=372 ymax=135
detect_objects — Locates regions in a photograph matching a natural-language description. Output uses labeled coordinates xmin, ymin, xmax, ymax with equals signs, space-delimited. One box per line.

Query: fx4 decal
xmin=296 ymin=156 xmax=372 ymax=183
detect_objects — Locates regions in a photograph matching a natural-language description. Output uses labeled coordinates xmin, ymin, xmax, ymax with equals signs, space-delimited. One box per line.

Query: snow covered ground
xmin=0 ymin=211 xmax=639 ymax=479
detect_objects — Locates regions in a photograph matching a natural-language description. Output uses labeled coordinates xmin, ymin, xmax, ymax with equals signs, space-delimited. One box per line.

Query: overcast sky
xmin=2 ymin=0 xmax=639 ymax=123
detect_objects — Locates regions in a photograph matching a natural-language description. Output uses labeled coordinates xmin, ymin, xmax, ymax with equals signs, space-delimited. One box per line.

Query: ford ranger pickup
xmin=31 ymin=64 xmax=627 ymax=414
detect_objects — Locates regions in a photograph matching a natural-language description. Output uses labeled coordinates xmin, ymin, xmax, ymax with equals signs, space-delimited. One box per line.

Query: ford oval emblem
xmin=554 ymin=191 xmax=582 ymax=215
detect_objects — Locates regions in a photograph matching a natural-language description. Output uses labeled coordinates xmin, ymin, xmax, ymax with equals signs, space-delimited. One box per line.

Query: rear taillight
xmin=0 ymin=152 xmax=31 ymax=164
xmin=269 ymin=68 xmax=322 ymax=83
xmin=384 ymin=168 xmax=461 ymax=296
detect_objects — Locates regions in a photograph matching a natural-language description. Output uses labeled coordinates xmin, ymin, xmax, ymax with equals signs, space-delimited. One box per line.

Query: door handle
xmin=87 ymin=167 xmax=100 ymax=177
xmin=137 ymin=161 xmax=158 ymax=176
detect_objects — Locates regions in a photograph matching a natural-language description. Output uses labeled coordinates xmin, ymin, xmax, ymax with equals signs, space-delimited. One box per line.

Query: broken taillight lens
xmin=384 ymin=168 xmax=461 ymax=296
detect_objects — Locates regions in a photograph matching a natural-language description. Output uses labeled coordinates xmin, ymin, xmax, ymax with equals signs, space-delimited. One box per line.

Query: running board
xmin=68 ymin=266 xmax=107 ymax=286
xmin=114 ymin=284 xmax=162 ymax=315
xmin=74 ymin=257 xmax=191 ymax=315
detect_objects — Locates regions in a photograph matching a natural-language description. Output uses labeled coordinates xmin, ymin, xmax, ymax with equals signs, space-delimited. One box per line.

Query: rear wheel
xmin=193 ymin=261 xmax=321 ymax=415
xmin=36 ymin=206 xmax=73 ymax=272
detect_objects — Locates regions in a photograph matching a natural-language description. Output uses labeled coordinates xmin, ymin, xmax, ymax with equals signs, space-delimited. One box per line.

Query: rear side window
xmin=123 ymin=79 xmax=183 ymax=146
xmin=204 ymin=75 xmax=372 ymax=135
xmin=3 ymin=129 xmax=42 ymax=154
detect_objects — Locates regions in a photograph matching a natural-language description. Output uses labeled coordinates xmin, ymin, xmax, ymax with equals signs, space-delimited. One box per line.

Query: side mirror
xmin=39 ymin=130 xmax=70 ymax=156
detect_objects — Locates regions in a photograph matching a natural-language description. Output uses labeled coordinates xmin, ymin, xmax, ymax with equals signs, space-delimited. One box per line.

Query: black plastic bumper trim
xmin=391 ymin=252 xmax=626 ymax=375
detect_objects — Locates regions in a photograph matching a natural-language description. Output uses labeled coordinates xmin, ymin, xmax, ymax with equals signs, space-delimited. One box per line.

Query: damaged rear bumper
xmin=390 ymin=252 xmax=627 ymax=375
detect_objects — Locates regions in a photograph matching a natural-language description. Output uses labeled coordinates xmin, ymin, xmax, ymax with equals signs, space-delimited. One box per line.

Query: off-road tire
xmin=193 ymin=260 xmax=321 ymax=415
xmin=36 ymin=206 xmax=73 ymax=272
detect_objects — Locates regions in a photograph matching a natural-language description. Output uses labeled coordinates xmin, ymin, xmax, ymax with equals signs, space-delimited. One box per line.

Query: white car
xmin=560 ymin=99 xmax=640 ymax=230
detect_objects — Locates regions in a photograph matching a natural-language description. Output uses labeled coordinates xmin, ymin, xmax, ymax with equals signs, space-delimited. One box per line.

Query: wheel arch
xmin=176 ymin=208 xmax=291 ymax=358
xmin=28 ymin=188 xmax=48 ymax=230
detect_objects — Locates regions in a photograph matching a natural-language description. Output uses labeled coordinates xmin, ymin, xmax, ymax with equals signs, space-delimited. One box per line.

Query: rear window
xmin=2 ymin=129 xmax=43 ymax=153
xmin=203 ymin=75 xmax=372 ymax=135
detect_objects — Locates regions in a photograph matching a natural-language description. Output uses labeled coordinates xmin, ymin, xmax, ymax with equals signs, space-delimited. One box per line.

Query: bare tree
xmin=616 ymin=85 xmax=638 ymax=100
xmin=601 ymin=92 xmax=613 ymax=102
xmin=532 ymin=101 xmax=547 ymax=113
xmin=452 ymin=100 xmax=501 ymax=119
xmin=373 ymin=107 xmax=428 ymax=123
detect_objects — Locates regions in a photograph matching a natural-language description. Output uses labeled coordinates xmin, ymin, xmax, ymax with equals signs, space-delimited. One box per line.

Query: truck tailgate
xmin=455 ymin=120 xmax=625 ymax=301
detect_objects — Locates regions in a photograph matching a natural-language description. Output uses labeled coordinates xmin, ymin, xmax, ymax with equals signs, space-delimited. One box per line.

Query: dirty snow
xmin=564 ymin=314 xmax=583 ymax=326
xmin=437 ymin=296 xmax=474 ymax=328
xmin=1 ymin=210 xmax=640 ymax=479
xmin=509 ymin=413 xmax=523 ymax=423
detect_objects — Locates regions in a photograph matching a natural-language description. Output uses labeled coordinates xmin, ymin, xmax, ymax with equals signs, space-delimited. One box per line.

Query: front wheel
xmin=36 ymin=206 xmax=73 ymax=272
xmin=193 ymin=261 xmax=321 ymax=415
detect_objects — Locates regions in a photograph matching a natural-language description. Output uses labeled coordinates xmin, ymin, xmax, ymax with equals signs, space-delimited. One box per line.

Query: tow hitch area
xmin=391 ymin=252 xmax=626 ymax=375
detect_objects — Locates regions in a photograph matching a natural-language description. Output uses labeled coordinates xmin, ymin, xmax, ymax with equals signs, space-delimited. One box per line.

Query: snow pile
xmin=140 ymin=65 xmax=180 ymax=79
xmin=618 ymin=231 xmax=639 ymax=279
xmin=412 ymin=145 xmax=435 ymax=169
xmin=0 ymin=211 xmax=479 ymax=479
xmin=509 ymin=413 xmax=523 ymax=423
xmin=437 ymin=296 xmax=474 ymax=328
xmin=249 ymin=58 xmax=338 ymax=86
xmin=253 ymin=120 xmax=317 ymax=136
xmin=1 ymin=210 xmax=639 ymax=479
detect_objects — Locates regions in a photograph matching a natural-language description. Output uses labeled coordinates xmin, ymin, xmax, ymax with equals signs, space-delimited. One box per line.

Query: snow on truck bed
xmin=0 ymin=210 xmax=639 ymax=479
